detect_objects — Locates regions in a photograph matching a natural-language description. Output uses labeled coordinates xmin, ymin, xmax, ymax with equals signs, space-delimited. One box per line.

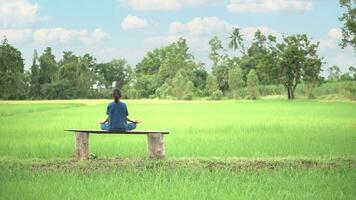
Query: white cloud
xmin=227 ymin=0 xmax=313 ymax=13
xmin=80 ymin=28 xmax=110 ymax=45
xmin=319 ymin=28 xmax=346 ymax=51
xmin=120 ymin=0 xmax=220 ymax=10
xmin=121 ymin=0 xmax=181 ymax=10
xmin=169 ymin=17 xmax=280 ymax=40
xmin=34 ymin=28 xmax=86 ymax=43
xmin=316 ymin=29 xmax=355 ymax=74
xmin=0 ymin=0 xmax=39 ymax=27
xmin=183 ymin=0 xmax=220 ymax=5
xmin=319 ymin=39 xmax=336 ymax=50
xmin=144 ymin=35 xmax=180 ymax=48
xmin=148 ymin=17 xmax=280 ymax=67
xmin=0 ymin=28 xmax=32 ymax=42
xmin=33 ymin=28 xmax=108 ymax=45
xmin=327 ymin=28 xmax=343 ymax=40
xmin=88 ymin=47 xmax=146 ymax=66
xmin=170 ymin=16 xmax=234 ymax=36
xmin=318 ymin=41 xmax=355 ymax=74
xmin=121 ymin=15 xmax=150 ymax=30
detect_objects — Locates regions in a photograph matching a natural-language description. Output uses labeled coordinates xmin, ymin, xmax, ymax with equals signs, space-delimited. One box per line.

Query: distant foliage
xmin=276 ymin=34 xmax=323 ymax=100
xmin=0 ymin=28 xmax=354 ymax=101
xmin=172 ymin=71 xmax=187 ymax=100
xmin=339 ymin=0 xmax=356 ymax=51
xmin=156 ymin=83 xmax=173 ymax=99
xmin=211 ymin=90 xmax=223 ymax=100
xmin=297 ymin=81 xmax=356 ymax=100
xmin=0 ymin=38 xmax=27 ymax=99
xmin=206 ymin=74 xmax=219 ymax=96
xmin=247 ymin=69 xmax=259 ymax=100
xmin=228 ymin=67 xmax=245 ymax=99
xmin=328 ymin=65 xmax=341 ymax=81
xmin=259 ymin=85 xmax=284 ymax=96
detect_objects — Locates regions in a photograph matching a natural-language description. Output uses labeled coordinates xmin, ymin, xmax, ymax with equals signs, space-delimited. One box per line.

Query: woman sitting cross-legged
xmin=100 ymin=89 xmax=141 ymax=131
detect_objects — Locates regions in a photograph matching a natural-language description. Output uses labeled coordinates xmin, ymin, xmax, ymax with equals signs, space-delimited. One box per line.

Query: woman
xmin=100 ymin=89 xmax=140 ymax=131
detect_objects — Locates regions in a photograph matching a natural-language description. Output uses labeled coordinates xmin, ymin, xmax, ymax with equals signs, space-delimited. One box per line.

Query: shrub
xmin=259 ymin=85 xmax=284 ymax=96
xmin=41 ymin=80 xmax=76 ymax=99
xmin=183 ymin=81 xmax=195 ymax=100
xmin=343 ymin=81 xmax=356 ymax=100
xmin=247 ymin=69 xmax=259 ymax=100
xmin=211 ymin=90 xmax=223 ymax=100
xmin=156 ymin=83 xmax=173 ymax=99
xmin=206 ymin=74 xmax=219 ymax=95
xmin=228 ymin=67 xmax=245 ymax=99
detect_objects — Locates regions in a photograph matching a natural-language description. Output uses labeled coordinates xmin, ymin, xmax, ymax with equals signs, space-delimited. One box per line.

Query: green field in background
xmin=0 ymin=100 xmax=355 ymax=199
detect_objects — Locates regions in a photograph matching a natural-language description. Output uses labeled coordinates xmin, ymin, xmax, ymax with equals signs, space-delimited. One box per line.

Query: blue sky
xmin=0 ymin=0 xmax=354 ymax=75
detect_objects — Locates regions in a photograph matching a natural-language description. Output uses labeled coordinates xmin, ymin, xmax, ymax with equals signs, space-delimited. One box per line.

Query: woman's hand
xmin=133 ymin=120 xmax=142 ymax=124
xmin=100 ymin=118 xmax=108 ymax=124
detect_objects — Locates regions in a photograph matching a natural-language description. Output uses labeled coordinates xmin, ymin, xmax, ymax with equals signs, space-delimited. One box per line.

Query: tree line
xmin=0 ymin=29 xmax=354 ymax=100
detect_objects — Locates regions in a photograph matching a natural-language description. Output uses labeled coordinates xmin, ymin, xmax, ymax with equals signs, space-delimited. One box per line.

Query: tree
xmin=303 ymin=58 xmax=323 ymax=99
xmin=184 ymin=81 xmax=195 ymax=100
xmin=191 ymin=64 xmax=208 ymax=95
xmin=135 ymin=38 xmax=202 ymax=98
xmin=231 ymin=29 xmax=280 ymax=86
xmin=248 ymin=30 xmax=279 ymax=85
xmin=212 ymin=63 xmax=231 ymax=92
xmin=349 ymin=66 xmax=356 ymax=80
xmin=37 ymin=51 xmax=98 ymax=99
xmin=339 ymin=66 xmax=356 ymax=81
xmin=209 ymin=36 xmax=231 ymax=93
xmin=208 ymin=36 xmax=226 ymax=66
xmin=29 ymin=50 xmax=41 ymax=98
xmin=0 ymin=38 xmax=26 ymax=99
xmin=339 ymin=0 xmax=356 ymax=51
xmin=156 ymin=82 xmax=173 ymax=99
xmin=158 ymin=38 xmax=194 ymax=85
xmin=340 ymin=72 xmax=354 ymax=81
xmin=276 ymin=34 xmax=323 ymax=100
xmin=95 ymin=58 xmax=132 ymax=89
xmin=41 ymin=80 xmax=76 ymax=99
xmin=228 ymin=27 xmax=246 ymax=55
xmin=211 ymin=90 xmax=223 ymax=100
xmin=77 ymin=54 xmax=97 ymax=97
xmin=228 ymin=67 xmax=245 ymax=98
xmin=38 ymin=47 xmax=57 ymax=93
xmin=172 ymin=71 xmax=186 ymax=100
xmin=172 ymin=70 xmax=195 ymax=100
xmin=247 ymin=69 xmax=259 ymax=100
xmin=328 ymin=65 xmax=341 ymax=81
xmin=206 ymin=74 xmax=219 ymax=95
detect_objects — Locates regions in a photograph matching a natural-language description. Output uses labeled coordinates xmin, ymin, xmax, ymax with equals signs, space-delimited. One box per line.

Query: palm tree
xmin=228 ymin=27 xmax=246 ymax=55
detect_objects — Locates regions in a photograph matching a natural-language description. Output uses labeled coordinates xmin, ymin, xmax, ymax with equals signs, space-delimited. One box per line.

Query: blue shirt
xmin=106 ymin=101 xmax=128 ymax=130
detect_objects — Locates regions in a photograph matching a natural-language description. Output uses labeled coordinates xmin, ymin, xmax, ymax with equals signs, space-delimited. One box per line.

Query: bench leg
xmin=75 ymin=132 xmax=89 ymax=160
xmin=147 ymin=133 xmax=165 ymax=159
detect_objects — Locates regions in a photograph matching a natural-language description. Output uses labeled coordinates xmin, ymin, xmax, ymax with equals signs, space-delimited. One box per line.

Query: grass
xmin=0 ymin=99 xmax=355 ymax=199
xmin=1 ymin=160 xmax=355 ymax=200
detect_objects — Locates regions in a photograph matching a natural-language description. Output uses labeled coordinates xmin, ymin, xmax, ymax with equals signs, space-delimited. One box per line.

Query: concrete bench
xmin=65 ymin=129 xmax=169 ymax=160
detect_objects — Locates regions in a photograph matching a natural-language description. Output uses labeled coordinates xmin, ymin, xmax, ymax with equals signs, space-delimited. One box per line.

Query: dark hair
xmin=112 ymin=88 xmax=122 ymax=103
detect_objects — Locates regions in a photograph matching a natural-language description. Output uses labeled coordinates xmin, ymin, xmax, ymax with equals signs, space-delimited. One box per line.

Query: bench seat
xmin=65 ymin=129 xmax=169 ymax=134
xmin=65 ymin=129 xmax=169 ymax=160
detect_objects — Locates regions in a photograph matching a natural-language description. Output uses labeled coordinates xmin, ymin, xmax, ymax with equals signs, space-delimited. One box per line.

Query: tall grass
xmin=0 ymin=161 xmax=355 ymax=200
xmin=0 ymin=100 xmax=355 ymax=159
xmin=296 ymin=81 xmax=356 ymax=100
xmin=0 ymin=100 xmax=355 ymax=199
xmin=257 ymin=81 xmax=356 ymax=100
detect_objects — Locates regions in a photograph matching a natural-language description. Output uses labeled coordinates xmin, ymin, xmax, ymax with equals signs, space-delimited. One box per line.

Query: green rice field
xmin=0 ymin=99 xmax=355 ymax=199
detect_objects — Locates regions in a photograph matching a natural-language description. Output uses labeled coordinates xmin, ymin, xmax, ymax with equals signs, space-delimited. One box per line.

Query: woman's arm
xmin=100 ymin=117 xmax=108 ymax=124
xmin=127 ymin=117 xmax=141 ymax=124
